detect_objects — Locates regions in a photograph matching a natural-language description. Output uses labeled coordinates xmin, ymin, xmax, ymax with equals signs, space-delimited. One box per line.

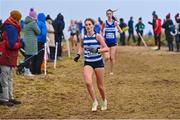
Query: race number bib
xmin=106 ymin=33 xmax=115 ymax=39
xmin=85 ymin=47 xmax=98 ymax=55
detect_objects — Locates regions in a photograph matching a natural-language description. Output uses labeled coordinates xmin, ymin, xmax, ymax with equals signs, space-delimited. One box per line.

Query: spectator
xmin=46 ymin=15 xmax=55 ymax=60
xmin=174 ymin=13 xmax=180 ymax=52
xmin=135 ymin=17 xmax=145 ymax=46
xmin=148 ymin=11 xmax=157 ymax=45
xmin=78 ymin=20 xmax=83 ymax=40
xmin=34 ymin=13 xmax=47 ymax=74
xmin=0 ymin=10 xmax=22 ymax=106
xmin=94 ymin=20 xmax=101 ymax=33
xmin=0 ymin=19 xmax=3 ymax=41
xmin=0 ymin=19 xmax=2 ymax=25
xmin=119 ymin=18 xmax=128 ymax=46
xmin=154 ymin=15 xmax=162 ymax=50
xmin=53 ymin=13 xmax=65 ymax=59
xmin=162 ymin=13 xmax=174 ymax=51
xmin=20 ymin=20 xmax=25 ymax=29
xmin=148 ymin=30 xmax=153 ymax=37
xmin=23 ymin=8 xmax=40 ymax=76
xmin=127 ymin=16 xmax=136 ymax=44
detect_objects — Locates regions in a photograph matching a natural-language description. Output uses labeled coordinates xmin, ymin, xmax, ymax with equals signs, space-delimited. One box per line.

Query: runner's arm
xmin=115 ymin=21 xmax=123 ymax=33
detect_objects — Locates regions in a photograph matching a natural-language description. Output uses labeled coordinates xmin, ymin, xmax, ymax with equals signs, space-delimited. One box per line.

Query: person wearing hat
xmin=162 ymin=13 xmax=174 ymax=51
xmin=135 ymin=17 xmax=145 ymax=46
xmin=174 ymin=13 xmax=180 ymax=52
xmin=34 ymin=12 xmax=47 ymax=74
xmin=46 ymin=15 xmax=55 ymax=61
xmin=23 ymin=8 xmax=41 ymax=76
xmin=0 ymin=10 xmax=22 ymax=106
xmin=148 ymin=11 xmax=158 ymax=46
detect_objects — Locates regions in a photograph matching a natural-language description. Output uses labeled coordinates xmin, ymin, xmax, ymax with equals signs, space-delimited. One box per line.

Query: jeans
xmin=156 ymin=33 xmax=161 ymax=49
xmin=0 ymin=66 xmax=14 ymax=101
xmin=137 ymin=31 xmax=143 ymax=46
xmin=33 ymin=42 xmax=44 ymax=74
xmin=55 ymin=35 xmax=62 ymax=57
xmin=166 ymin=33 xmax=174 ymax=51
xmin=128 ymin=32 xmax=136 ymax=43
xmin=120 ymin=36 xmax=126 ymax=46
xmin=49 ymin=47 xmax=55 ymax=60
xmin=175 ymin=34 xmax=180 ymax=51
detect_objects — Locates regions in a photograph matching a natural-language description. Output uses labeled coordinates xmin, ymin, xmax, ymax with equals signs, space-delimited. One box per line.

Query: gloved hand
xmin=87 ymin=46 xmax=99 ymax=53
xmin=148 ymin=21 xmax=152 ymax=25
xmin=74 ymin=54 xmax=80 ymax=62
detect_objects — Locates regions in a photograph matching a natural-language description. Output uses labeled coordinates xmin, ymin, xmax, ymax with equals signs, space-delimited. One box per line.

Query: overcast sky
xmin=0 ymin=0 xmax=180 ymax=37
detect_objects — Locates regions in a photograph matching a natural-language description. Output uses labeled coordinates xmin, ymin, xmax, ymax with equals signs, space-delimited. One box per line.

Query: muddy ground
xmin=0 ymin=46 xmax=180 ymax=119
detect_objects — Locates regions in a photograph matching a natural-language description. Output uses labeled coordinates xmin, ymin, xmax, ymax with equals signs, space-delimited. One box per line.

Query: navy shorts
xmin=84 ymin=59 xmax=104 ymax=69
xmin=106 ymin=42 xmax=117 ymax=47
xmin=70 ymin=33 xmax=76 ymax=36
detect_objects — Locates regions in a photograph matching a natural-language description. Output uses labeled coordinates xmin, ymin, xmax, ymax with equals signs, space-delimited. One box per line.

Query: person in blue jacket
xmin=127 ymin=16 xmax=136 ymax=44
xmin=34 ymin=13 xmax=47 ymax=74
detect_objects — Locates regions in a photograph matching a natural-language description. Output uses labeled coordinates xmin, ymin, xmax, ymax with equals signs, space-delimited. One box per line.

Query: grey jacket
xmin=23 ymin=16 xmax=40 ymax=55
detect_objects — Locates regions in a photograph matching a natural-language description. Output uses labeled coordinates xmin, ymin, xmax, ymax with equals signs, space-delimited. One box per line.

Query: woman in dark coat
xmin=53 ymin=13 xmax=65 ymax=59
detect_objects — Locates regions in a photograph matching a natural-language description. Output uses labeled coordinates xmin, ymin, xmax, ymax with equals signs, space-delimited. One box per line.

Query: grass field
xmin=0 ymin=45 xmax=180 ymax=119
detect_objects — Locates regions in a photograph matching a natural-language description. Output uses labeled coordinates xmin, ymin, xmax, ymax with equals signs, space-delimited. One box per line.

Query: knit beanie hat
xmin=46 ymin=15 xmax=52 ymax=21
xmin=29 ymin=8 xmax=37 ymax=19
xmin=10 ymin=10 xmax=22 ymax=21
xmin=175 ymin=13 xmax=179 ymax=19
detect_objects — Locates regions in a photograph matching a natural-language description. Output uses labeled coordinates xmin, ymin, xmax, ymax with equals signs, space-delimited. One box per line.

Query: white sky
xmin=0 ymin=0 xmax=180 ymax=37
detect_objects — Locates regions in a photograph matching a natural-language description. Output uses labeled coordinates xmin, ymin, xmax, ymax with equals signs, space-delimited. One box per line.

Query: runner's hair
xmin=106 ymin=9 xmax=117 ymax=21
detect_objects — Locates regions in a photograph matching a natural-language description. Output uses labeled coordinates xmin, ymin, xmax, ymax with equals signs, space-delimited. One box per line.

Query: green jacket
xmin=23 ymin=16 xmax=40 ymax=55
xmin=135 ymin=22 xmax=145 ymax=33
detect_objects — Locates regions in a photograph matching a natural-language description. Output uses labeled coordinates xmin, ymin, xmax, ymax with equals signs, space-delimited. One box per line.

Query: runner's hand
xmin=74 ymin=54 xmax=80 ymax=62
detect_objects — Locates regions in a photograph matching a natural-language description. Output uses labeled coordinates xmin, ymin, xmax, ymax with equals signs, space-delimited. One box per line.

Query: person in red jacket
xmin=0 ymin=10 xmax=22 ymax=106
xmin=154 ymin=15 xmax=162 ymax=50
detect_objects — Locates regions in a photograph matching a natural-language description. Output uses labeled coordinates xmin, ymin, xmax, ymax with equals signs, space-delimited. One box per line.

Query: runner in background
xmin=101 ymin=9 xmax=122 ymax=75
xmin=68 ymin=20 xmax=78 ymax=51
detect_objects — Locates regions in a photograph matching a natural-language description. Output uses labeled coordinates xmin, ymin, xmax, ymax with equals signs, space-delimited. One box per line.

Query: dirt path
xmin=0 ymin=46 xmax=180 ymax=119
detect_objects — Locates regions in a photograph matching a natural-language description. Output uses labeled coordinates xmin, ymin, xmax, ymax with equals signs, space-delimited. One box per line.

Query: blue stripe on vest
xmin=84 ymin=42 xmax=100 ymax=46
xmin=84 ymin=37 xmax=96 ymax=40
xmin=84 ymin=55 xmax=101 ymax=59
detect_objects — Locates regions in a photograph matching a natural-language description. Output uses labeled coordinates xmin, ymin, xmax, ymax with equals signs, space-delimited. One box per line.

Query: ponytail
xmin=112 ymin=16 xmax=117 ymax=21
